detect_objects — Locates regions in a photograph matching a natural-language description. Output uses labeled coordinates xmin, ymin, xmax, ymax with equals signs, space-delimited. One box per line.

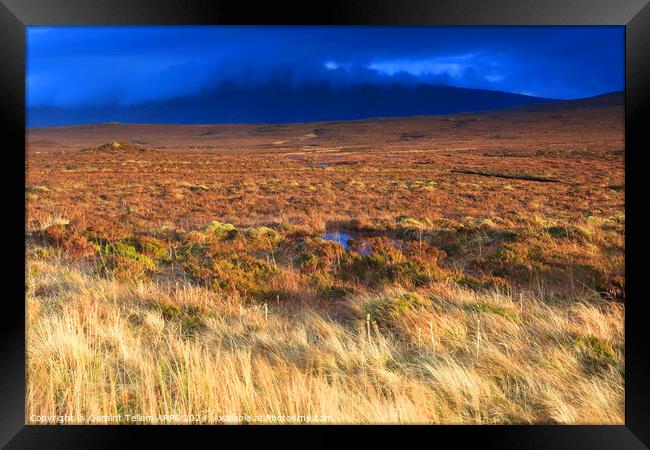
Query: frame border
xmin=2 ymin=0 xmax=648 ymax=448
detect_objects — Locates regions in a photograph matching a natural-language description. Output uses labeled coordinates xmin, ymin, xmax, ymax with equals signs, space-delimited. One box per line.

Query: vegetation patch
xmin=295 ymin=238 xmax=347 ymax=273
xmin=181 ymin=248 xmax=280 ymax=297
xmin=151 ymin=301 xmax=209 ymax=337
xmin=466 ymin=301 xmax=520 ymax=323
xmin=396 ymin=216 xmax=429 ymax=238
xmin=243 ymin=226 xmax=281 ymax=245
xmin=317 ymin=284 xmax=355 ymax=301
xmin=573 ymin=334 xmax=619 ymax=374
xmin=178 ymin=181 xmax=210 ymax=191
xmin=457 ymin=274 xmax=511 ymax=292
xmin=205 ymin=221 xmax=238 ymax=239
xmin=96 ymin=240 xmax=158 ymax=281
xmin=27 ymin=185 xmax=51 ymax=194
xmin=39 ymin=224 xmax=95 ymax=258
xmin=362 ymin=291 xmax=432 ymax=327
xmin=128 ymin=236 xmax=171 ymax=263
xmin=546 ymin=225 xmax=592 ymax=241
xmin=344 ymin=239 xmax=445 ymax=288
xmin=211 ymin=254 xmax=279 ymax=293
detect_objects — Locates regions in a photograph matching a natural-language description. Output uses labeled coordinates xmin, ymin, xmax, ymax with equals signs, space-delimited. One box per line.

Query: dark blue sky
xmin=27 ymin=26 xmax=624 ymax=125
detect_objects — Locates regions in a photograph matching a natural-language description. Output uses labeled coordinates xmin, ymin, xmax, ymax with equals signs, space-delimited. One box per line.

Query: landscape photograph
xmin=25 ymin=26 xmax=625 ymax=424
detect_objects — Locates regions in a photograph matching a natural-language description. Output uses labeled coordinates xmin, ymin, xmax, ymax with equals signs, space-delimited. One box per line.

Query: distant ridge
xmin=507 ymin=90 xmax=623 ymax=113
xmin=590 ymin=90 xmax=624 ymax=98
xmin=28 ymin=82 xmax=555 ymax=127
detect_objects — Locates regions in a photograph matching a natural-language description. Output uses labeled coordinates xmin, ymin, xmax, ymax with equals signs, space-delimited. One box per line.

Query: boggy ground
xmin=25 ymin=93 xmax=624 ymax=424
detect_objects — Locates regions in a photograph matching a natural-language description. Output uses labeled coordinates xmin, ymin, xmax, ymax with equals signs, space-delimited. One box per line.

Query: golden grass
xmin=26 ymin=255 xmax=623 ymax=424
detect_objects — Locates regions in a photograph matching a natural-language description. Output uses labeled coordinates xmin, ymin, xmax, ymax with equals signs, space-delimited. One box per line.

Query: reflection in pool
xmin=322 ymin=232 xmax=351 ymax=248
xmin=322 ymin=231 xmax=386 ymax=256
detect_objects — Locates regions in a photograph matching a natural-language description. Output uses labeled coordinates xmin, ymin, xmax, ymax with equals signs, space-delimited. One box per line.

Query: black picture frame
xmin=1 ymin=0 xmax=648 ymax=448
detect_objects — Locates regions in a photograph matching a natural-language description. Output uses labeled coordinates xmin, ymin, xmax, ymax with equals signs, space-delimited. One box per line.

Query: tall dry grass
xmin=26 ymin=254 xmax=623 ymax=424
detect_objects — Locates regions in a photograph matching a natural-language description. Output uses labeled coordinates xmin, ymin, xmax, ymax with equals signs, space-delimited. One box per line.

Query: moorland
xmin=25 ymin=92 xmax=624 ymax=424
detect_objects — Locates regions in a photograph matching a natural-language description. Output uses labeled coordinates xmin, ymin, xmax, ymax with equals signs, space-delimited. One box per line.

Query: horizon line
xmin=26 ymin=89 xmax=623 ymax=130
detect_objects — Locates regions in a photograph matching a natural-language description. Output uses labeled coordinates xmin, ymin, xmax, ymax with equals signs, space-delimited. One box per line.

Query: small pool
xmin=322 ymin=231 xmax=383 ymax=256
xmin=322 ymin=232 xmax=351 ymax=249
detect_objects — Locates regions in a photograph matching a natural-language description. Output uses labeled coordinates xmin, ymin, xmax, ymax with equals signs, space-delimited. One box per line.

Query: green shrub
xmin=243 ymin=226 xmax=280 ymax=243
xmin=129 ymin=236 xmax=170 ymax=262
xmin=96 ymin=240 xmax=158 ymax=281
xmin=205 ymin=221 xmax=237 ymax=239
xmin=297 ymin=252 xmax=321 ymax=271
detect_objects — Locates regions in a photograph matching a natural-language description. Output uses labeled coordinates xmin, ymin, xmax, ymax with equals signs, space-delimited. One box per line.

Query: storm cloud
xmin=27 ymin=26 xmax=624 ymax=125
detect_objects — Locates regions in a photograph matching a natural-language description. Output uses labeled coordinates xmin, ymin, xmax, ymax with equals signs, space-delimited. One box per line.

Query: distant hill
xmin=28 ymin=81 xmax=555 ymax=127
xmin=27 ymin=90 xmax=623 ymax=155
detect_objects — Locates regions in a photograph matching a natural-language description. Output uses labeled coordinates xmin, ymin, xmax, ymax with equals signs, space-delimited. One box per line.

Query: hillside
xmin=27 ymin=83 xmax=554 ymax=127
